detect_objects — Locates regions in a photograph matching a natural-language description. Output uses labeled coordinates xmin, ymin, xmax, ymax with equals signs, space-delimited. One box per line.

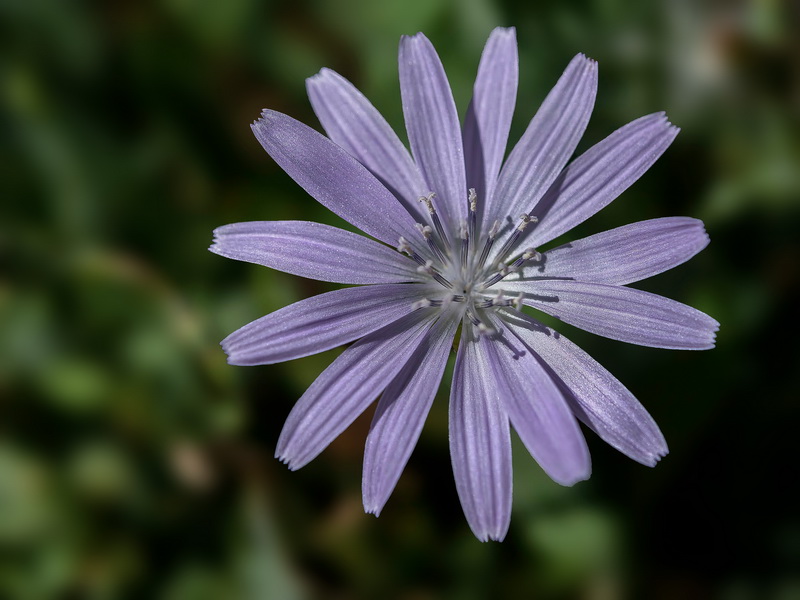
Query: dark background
xmin=2 ymin=0 xmax=799 ymax=598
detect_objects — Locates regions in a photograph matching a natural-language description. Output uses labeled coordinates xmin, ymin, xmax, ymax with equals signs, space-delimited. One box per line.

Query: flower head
xmin=211 ymin=28 xmax=718 ymax=541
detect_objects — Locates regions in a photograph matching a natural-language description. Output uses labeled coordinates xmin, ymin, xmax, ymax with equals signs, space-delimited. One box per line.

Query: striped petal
xmin=362 ymin=314 xmax=459 ymax=516
xmin=489 ymin=54 xmax=597 ymax=260
xmin=222 ymin=284 xmax=429 ymax=365
xmin=482 ymin=318 xmax=591 ymax=486
xmin=509 ymin=217 xmax=710 ymax=285
xmin=307 ymin=68 xmax=427 ymax=222
xmin=449 ymin=331 xmax=512 ymax=542
xmin=463 ymin=27 xmax=518 ymax=224
xmin=276 ymin=311 xmax=435 ymax=470
xmin=211 ymin=221 xmax=423 ymax=284
xmin=527 ymin=112 xmax=680 ymax=248
xmin=503 ymin=280 xmax=719 ymax=350
xmin=399 ymin=33 xmax=468 ymax=236
xmin=251 ymin=110 xmax=425 ymax=249
xmin=504 ymin=311 xmax=668 ymax=466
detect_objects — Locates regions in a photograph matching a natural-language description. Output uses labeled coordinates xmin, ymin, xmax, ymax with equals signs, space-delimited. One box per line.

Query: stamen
xmin=513 ymin=293 xmax=525 ymax=311
xmin=459 ymin=219 xmax=469 ymax=271
xmin=468 ymin=188 xmax=478 ymax=245
xmin=493 ymin=214 xmax=539 ymax=266
xmin=416 ymin=222 xmax=447 ymax=264
xmin=509 ymin=247 xmax=541 ymax=270
xmin=522 ymin=247 xmax=540 ymax=261
xmin=397 ymin=236 xmax=412 ymax=255
xmin=412 ymin=297 xmax=444 ymax=310
xmin=466 ymin=308 xmax=495 ymax=336
xmin=517 ymin=213 xmax=538 ymax=231
xmin=474 ymin=290 xmax=513 ymax=309
xmin=411 ymin=298 xmax=432 ymax=310
xmin=415 ymin=259 xmax=452 ymax=289
xmin=419 ymin=192 xmax=451 ymax=251
xmin=415 ymin=223 xmax=433 ymax=238
xmin=418 ymin=192 xmax=436 ymax=214
xmin=416 ymin=260 xmax=435 ymax=275
xmin=482 ymin=264 xmax=518 ymax=288
xmin=477 ymin=322 xmax=495 ymax=336
xmin=477 ymin=219 xmax=501 ymax=269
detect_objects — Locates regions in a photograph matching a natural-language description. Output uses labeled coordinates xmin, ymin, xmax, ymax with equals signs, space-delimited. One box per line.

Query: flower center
xmin=398 ymin=190 xmax=542 ymax=333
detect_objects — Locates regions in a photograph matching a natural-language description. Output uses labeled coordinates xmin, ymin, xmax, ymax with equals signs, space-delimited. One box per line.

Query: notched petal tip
xmin=572 ymin=52 xmax=598 ymax=68
xmin=699 ymin=314 xmax=721 ymax=350
xmin=275 ymin=451 xmax=301 ymax=471
xmin=252 ymin=108 xmax=278 ymax=129
xmin=399 ymin=31 xmax=432 ymax=50
xmin=647 ymin=446 xmax=669 ymax=467
xmin=480 ymin=529 xmax=508 ymax=543
xmin=490 ymin=25 xmax=516 ymax=38
xmin=306 ymin=66 xmax=336 ymax=85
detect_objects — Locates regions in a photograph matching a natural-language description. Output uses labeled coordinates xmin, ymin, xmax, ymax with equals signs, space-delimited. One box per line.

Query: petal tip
xmin=400 ymin=31 xmax=431 ymax=51
xmin=642 ymin=447 xmax=669 ymax=467
xmin=275 ymin=451 xmax=300 ymax=471
xmin=483 ymin=527 xmax=509 ymax=542
xmin=574 ymin=52 xmax=598 ymax=67
xmin=491 ymin=26 xmax=517 ymax=38
xmin=307 ymin=67 xmax=335 ymax=85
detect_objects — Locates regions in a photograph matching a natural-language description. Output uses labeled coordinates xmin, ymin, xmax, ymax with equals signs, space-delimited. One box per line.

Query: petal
xmin=449 ymin=330 xmax=512 ymax=542
xmin=251 ymin=110 xmax=424 ymax=248
xmin=399 ymin=33 xmax=468 ymax=235
xmin=211 ymin=221 xmax=423 ymax=284
xmin=503 ymin=280 xmax=719 ymax=350
xmin=463 ymin=27 xmax=518 ymax=222
xmin=481 ymin=318 xmax=590 ymax=486
xmin=509 ymin=217 xmax=710 ymax=285
xmin=362 ymin=313 xmax=459 ymax=516
xmin=489 ymin=54 xmax=597 ymax=256
xmin=276 ymin=311 xmax=435 ymax=470
xmin=504 ymin=311 xmax=668 ymax=466
xmin=306 ymin=68 xmax=428 ymax=222
xmin=222 ymin=284 xmax=430 ymax=365
xmin=529 ymin=112 xmax=680 ymax=248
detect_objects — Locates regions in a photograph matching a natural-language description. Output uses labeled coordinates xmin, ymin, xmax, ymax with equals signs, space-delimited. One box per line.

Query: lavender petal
xmin=528 ymin=113 xmax=680 ymax=248
xmin=463 ymin=27 xmax=518 ymax=221
xmin=251 ymin=110 xmax=424 ymax=248
xmin=482 ymin=318 xmax=591 ymax=485
xmin=399 ymin=33 xmax=468 ymax=234
xmin=211 ymin=221 xmax=423 ymax=284
xmin=449 ymin=331 xmax=512 ymax=542
xmin=504 ymin=311 xmax=668 ymax=466
xmin=362 ymin=314 xmax=459 ymax=516
xmin=276 ymin=311 xmax=435 ymax=470
xmin=489 ymin=54 xmax=597 ymax=258
xmin=222 ymin=284 xmax=430 ymax=365
xmin=504 ymin=280 xmax=719 ymax=350
xmin=306 ymin=69 xmax=427 ymax=222
xmin=510 ymin=217 xmax=710 ymax=285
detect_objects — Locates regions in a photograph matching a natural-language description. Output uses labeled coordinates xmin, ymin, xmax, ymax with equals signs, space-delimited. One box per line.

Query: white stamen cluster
xmin=404 ymin=191 xmax=542 ymax=334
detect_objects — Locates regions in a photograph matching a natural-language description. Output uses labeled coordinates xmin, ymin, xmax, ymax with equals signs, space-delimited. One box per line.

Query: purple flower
xmin=211 ymin=28 xmax=718 ymax=541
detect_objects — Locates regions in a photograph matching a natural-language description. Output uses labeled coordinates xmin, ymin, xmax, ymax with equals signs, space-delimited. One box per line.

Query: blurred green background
xmin=2 ymin=0 xmax=799 ymax=598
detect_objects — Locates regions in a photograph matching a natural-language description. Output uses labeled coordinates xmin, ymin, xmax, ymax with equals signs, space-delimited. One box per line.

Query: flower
xmin=211 ymin=27 xmax=718 ymax=541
